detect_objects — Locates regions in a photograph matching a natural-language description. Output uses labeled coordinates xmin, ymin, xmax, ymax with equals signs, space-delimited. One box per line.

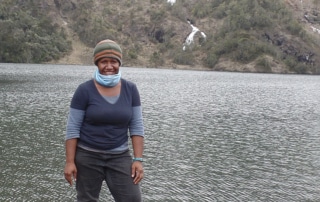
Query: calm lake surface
xmin=1 ymin=63 xmax=320 ymax=202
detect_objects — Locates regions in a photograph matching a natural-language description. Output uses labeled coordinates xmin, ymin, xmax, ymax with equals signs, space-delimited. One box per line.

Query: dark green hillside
xmin=0 ymin=0 xmax=72 ymax=63
xmin=0 ymin=0 xmax=319 ymax=74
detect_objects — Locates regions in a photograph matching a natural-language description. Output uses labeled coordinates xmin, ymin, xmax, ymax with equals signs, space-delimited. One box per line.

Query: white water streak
xmin=183 ymin=20 xmax=206 ymax=50
xmin=311 ymin=26 xmax=320 ymax=34
xmin=167 ymin=0 xmax=176 ymax=5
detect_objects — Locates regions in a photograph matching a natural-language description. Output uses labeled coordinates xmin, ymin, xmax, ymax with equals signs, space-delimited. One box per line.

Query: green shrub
xmin=192 ymin=2 xmax=211 ymax=18
xmin=286 ymin=21 xmax=304 ymax=37
xmin=204 ymin=52 xmax=218 ymax=68
xmin=214 ymin=36 xmax=239 ymax=56
xmin=172 ymin=49 xmax=194 ymax=65
xmin=212 ymin=3 xmax=227 ymax=19
xmin=150 ymin=10 xmax=166 ymax=23
xmin=149 ymin=51 xmax=164 ymax=67
xmin=284 ymin=56 xmax=309 ymax=74
xmin=255 ymin=56 xmax=272 ymax=72
xmin=232 ymin=39 xmax=271 ymax=62
xmin=0 ymin=1 xmax=72 ymax=63
xmin=128 ymin=50 xmax=138 ymax=60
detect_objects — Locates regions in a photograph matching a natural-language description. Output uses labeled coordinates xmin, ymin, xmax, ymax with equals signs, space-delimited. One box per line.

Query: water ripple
xmin=1 ymin=64 xmax=320 ymax=201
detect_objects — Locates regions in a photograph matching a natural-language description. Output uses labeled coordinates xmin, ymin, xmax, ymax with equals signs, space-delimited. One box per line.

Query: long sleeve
xmin=65 ymin=107 xmax=85 ymax=140
xmin=129 ymin=106 xmax=144 ymax=137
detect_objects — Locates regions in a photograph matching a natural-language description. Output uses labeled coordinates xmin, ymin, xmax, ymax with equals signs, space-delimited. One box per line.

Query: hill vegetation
xmin=0 ymin=0 xmax=72 ymax=63
xmin=1 ymin=0 xmax=320 ymax=74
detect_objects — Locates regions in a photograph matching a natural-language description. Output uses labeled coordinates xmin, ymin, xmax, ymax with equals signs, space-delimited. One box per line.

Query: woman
xmin=64 ymin=39 xmax=144 ymax=202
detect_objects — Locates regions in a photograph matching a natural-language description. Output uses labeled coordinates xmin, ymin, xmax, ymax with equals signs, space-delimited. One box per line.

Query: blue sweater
xmin=66 ymin=79 xmax=144 ymax=152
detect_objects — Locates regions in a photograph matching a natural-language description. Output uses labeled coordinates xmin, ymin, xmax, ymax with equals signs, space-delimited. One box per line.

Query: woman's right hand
xmin=64 ymin=162 xmax=77 ymax=186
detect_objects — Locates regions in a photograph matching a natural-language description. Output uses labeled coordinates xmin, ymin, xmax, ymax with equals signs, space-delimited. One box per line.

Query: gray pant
xmin=75 ymin=148 xmax=141 ymax=202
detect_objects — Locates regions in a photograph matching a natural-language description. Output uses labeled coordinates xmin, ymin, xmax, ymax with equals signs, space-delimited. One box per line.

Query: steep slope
xmin=1 ymin=0 xmax=320 ymax=74
xmin=50 ymin=0 xmax=320 ymax=73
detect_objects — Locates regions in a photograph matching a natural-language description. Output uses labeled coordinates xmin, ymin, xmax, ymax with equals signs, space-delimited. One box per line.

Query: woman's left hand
xmin=131 ymin=161 xmax=144 ymax=184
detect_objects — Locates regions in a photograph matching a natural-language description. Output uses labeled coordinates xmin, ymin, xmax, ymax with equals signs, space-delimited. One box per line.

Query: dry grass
xmin=48 ymin=0 xmax=319 ymax=72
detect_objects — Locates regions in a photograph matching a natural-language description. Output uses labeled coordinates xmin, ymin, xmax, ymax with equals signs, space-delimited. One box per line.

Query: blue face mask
xmin=93 ymin=69 xmax=121 ymax=87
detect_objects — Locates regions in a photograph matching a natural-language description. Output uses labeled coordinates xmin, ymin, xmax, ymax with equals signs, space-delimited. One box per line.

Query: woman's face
xmin=97 ymin=57 xmax=120 ymax=75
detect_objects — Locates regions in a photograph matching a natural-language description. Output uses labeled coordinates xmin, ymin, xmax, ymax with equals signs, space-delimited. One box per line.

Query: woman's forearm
xmin=64 ymin=138 xmax=78 ymax=186
xmin=131 ymin=135 xmax=144 ymax=158
xmin=65 ymin=138 xmax=78 ymax=163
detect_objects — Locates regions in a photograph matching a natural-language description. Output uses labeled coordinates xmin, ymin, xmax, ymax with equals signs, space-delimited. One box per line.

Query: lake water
xmin=1 ymin=63 xmax=320 ymax=201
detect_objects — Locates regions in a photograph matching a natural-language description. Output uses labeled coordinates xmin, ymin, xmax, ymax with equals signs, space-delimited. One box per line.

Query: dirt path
xmin=57 ymin=37 xmax=92 ymax=65
xmin=49 ymin=18 xmax=92 ymax=65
